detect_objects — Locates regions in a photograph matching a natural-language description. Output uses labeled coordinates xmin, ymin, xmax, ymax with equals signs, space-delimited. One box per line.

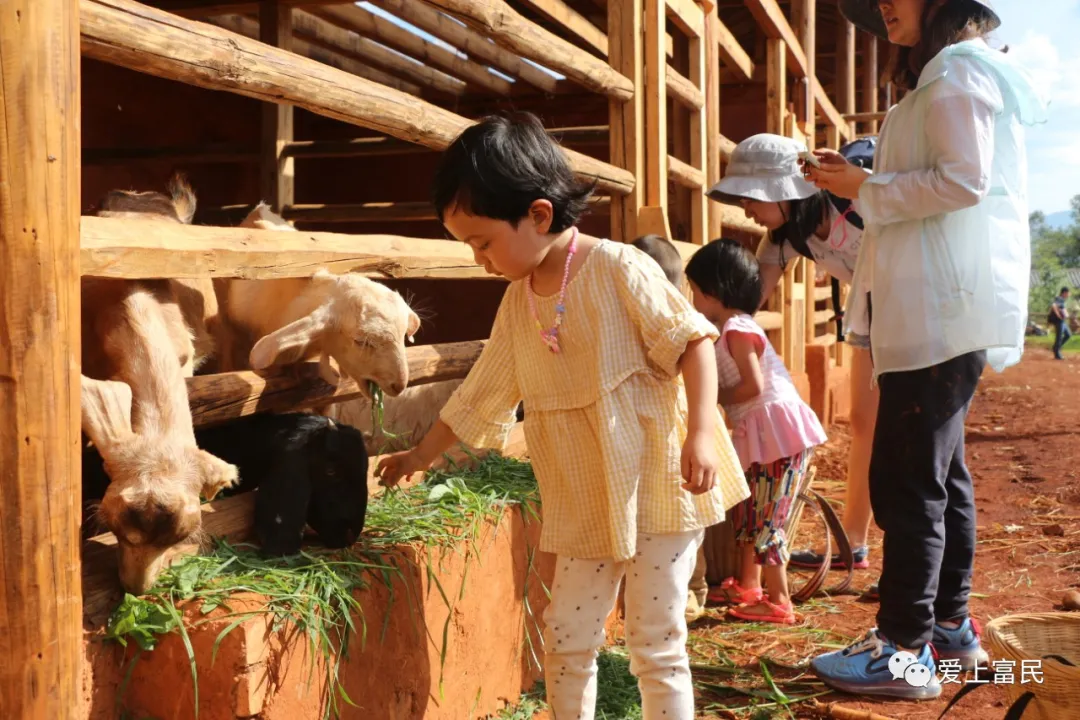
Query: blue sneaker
xmin=811 ymin=629 xmax=942 ymax=700
xmin=933 ymin=617 xmax=989 ymax=672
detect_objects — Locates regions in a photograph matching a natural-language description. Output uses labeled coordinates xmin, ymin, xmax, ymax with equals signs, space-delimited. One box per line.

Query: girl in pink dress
xmin=686 ymin=239 xmax=827 ymax=624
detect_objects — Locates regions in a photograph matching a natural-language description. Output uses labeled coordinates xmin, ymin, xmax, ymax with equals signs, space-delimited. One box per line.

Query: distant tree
xmin=1029 ymin=195 xmax=1080 ymax=319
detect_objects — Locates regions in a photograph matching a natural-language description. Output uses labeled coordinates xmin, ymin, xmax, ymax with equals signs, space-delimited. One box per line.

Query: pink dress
xmin=715 ymin=314 xmax=827 ymax=471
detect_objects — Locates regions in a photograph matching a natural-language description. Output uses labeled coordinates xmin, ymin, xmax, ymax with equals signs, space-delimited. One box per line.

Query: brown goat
xmin=83 ymin=177 xmax=238 ymax=593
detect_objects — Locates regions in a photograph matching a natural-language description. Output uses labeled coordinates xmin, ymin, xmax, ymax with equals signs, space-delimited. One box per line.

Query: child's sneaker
xmin=811 ymin=628 xmax=942 ymax=700
xmin=789 ymin=545 xmax=870 ymax=570
xmin=932 ymin=617 xmax=989 ymax=672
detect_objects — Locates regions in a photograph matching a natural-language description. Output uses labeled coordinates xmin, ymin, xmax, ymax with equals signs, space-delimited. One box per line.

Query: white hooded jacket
xmin=844 ymin=38 xmax=1049 ymax=381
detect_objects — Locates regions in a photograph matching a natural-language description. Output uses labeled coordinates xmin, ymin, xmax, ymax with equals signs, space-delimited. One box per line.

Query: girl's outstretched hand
xmin=681 ymin=429 xmax=718 ymax=495
xmin=802 ymin=148 xmax=869 ymax=201
xmin=376 ymin=448 xmax=428 ymax=488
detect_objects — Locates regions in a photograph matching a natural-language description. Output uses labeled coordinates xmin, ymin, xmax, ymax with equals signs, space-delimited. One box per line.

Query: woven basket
xmin=983 ymin=612 xmax=1080 ymax=720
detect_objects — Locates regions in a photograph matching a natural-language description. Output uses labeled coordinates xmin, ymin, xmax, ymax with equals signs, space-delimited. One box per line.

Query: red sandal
xmin=726 ymin=598 xmax=797 ymax=625
xmin=707 ymin=577 xmax=763 ymax=605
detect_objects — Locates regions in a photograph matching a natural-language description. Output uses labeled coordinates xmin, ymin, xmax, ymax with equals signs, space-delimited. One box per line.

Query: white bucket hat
xmin=706 ymin=133 xmax=820 ymax=206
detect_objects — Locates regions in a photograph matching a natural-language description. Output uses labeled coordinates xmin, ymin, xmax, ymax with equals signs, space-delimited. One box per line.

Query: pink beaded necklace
xmin=525 ymin=227 xmax=578 ymax=354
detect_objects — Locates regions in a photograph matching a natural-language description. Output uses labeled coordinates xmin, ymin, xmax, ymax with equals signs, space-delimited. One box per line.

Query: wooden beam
xmin=607 ymin=0 xmax=644 ymax=240
xmin=718 ymin=133 xmax=736 ymax=161
xmin=81 ymin=126 xmax=610 ymax=171
xmin=766 ymin=37 xmax=786 ymax=135
xmin=714 ymin=15 xmax=753 ymax=81
xmin=754 ymin=310 xmax=782 ymax=331
xmin=0 ymin=0 xmax=83 ymax=714
xmin=313 ymin=4 xmax=513 ymax=95
xmin=516 ymin=0 xmax=608 ymax=55
xmin=668 ymin=155 xmax=705 ymax=190
xmin=812 ymin=81 xmax=851 ymax=140
xmin=719 ymin=204 xmax=765 ymax=235
xmin=212 ymin=13 xmax=433 ymax=95
xmin=743 ymin=0 xmax=807 ymax=77
xmin=665 ymin=0 xmax=704 ymax=39
xmin=644 ymin=0 xmax=667 ymax=210
xmin=862 ymin=32 xmax=879 ymax=133
xmin=283 ymin=201 xmax=438 ymax=223
xmin=274 ymin=195 xmax=610 ymax=223
xmin=705 ymin=9 xmax=723 ymax=240
xmin=81 ymin=0 xmax=635 ymax=195
xmin=843 ymin=111 xmax=887 ymax=123
xmin=367 ymin=0 xmax=559 ymax=93
xmin=259 ymin=1 xmax=294 ymax=212
xmin=285 ymin=11 xmax=463 ymax=94
xmin=420 ymin=0 xmax=633 ymax=100
xmin=666 ymin=65 xmax=705 ymax=110
xmin=282 ymin=125 xmax=611 ymax=158
xmin=189 ymin=341 xmax=485 ymax=426
xmin=80 ymin=216 xmax=497 ymax=279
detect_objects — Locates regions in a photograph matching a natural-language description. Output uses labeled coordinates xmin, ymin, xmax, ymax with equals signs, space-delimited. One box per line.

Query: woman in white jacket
xmin=804 ymin=0 xmax=1047 ymax=700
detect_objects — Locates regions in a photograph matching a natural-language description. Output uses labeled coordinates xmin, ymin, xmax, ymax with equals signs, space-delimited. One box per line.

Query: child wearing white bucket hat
xmin=706 ymin=133 xmax=880 ymax=596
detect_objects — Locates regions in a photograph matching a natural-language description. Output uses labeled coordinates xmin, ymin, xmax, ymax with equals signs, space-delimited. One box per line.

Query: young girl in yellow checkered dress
xmin=376 ymin=113 xmax=748 ymax=720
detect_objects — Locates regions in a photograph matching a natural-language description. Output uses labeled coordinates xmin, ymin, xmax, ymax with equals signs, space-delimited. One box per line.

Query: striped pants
xmin=731 ymin=449 xmax=812 ymax=566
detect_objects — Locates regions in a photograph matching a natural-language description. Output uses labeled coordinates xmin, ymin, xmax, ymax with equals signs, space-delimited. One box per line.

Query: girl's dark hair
xmin=685 ymin=239 xmax=763 ymax=315
xmin=770 ymin=192 xmax=827 ymax=266
xmin=885 ymin=0 xmax=999 ymax=91
xmin=432 ymin=112 xmax=595 ymax=233
xmin=631 ymin=234 xmax=684 ymax=286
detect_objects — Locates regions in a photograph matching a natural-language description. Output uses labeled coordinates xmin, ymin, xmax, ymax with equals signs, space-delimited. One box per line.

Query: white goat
xmin=213 ymin=203 xmax=421 ymax=401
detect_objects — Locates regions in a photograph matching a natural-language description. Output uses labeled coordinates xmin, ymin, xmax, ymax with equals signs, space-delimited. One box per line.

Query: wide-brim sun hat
xmin=839 ymin=0 xmax=1000 ymax=40
xmin=706 ymin=133 xmax=820 ymax=206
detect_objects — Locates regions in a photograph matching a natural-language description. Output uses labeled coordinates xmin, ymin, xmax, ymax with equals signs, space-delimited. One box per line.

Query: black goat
xmin=83 ymin=412 xmax=369 ymax=557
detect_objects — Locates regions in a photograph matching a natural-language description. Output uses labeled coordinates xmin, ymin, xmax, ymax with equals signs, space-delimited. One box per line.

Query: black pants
xmin=870 ymin=350 xmax=987 ymax=648
xmin=1052 ymin=320 xmax=1072 ymax=358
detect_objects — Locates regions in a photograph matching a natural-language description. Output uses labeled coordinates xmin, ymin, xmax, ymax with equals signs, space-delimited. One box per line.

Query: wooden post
xmin=608 ymin=0 xmax=644 ymax=240
xmin=791 ymin=0 xmax=815 ymax=148
xmin=688 ymin=27 xmax=707 ymax=245
xmin=837 ymin=19 xmax=856 ymax=137
xmin=643 ymin=0 xmax=668 ymax=216
xmin=704 ymin=9 xmax=723 ymax=241
xmin=260 ymin=1 xmax=295 ymax=211
xmin=0 ymin=0 xmax=83 ymax=716
xmin=766 ymin=38 xmax=787 ymax=135
xmin=862 ymin=33 xmax=879 ymax=134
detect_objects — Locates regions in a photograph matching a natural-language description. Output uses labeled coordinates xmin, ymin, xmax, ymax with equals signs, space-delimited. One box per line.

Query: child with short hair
xmin=631 ymin=233 xmax=685 ymax=288
xmin=631 ymin=233 xmax=710 ymax=625
xmin=377 ymin=113 xmax=749 ymax=718
xmin=685 ymin=239 xmax=827 ymax=624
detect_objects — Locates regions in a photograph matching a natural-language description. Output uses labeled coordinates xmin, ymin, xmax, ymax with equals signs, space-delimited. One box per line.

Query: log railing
xmin=80 ymin=0 xmax=635 ymax=196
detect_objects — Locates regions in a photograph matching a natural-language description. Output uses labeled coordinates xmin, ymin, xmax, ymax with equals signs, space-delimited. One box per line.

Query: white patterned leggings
xmin=541 ymin=529 xmax=704 ymax=720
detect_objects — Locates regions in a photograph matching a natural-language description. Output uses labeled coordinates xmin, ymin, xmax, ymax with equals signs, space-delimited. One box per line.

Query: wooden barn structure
xmin=1 ymin=0 xmax=889 ymax=716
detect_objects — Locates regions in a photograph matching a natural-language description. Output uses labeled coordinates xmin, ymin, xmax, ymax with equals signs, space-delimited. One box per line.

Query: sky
xmin=980 ymin=0 xmax=1080 ymax=214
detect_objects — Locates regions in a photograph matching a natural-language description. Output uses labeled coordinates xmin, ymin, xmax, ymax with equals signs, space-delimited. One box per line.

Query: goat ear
xmin=81 ymin=376 xmax=134 ymax=455
xmin=249 ymin=309 xmax=332 ymax=370
xmin=406 ymin=310 xmax=421 ymax=344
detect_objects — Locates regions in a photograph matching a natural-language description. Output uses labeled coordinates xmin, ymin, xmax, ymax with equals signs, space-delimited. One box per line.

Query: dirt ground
xmin=671 ymin=344 xmax=1080 ymax=719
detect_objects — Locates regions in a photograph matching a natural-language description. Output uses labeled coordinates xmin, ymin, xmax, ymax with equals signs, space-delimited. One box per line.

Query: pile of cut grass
xmin=104 ymin=450 xmax=541 ymax=720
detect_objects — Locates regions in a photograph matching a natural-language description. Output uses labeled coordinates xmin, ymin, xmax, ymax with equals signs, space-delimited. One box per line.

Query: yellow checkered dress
xmin=441 ymin=240 xmax=749 ymax=561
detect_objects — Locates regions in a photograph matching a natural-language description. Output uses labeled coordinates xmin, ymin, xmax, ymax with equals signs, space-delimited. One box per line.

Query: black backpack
xmin=790 ymin=136 xmax=878 ymax=341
